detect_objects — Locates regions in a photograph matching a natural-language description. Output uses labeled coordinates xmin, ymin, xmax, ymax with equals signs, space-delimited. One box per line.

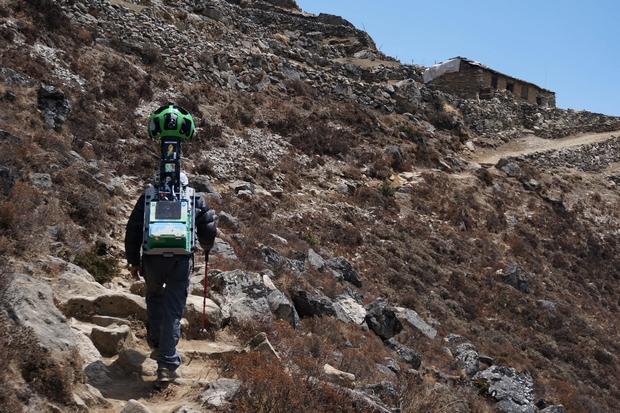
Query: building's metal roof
xmin=423 ymin=56 xmax=555 ymax=94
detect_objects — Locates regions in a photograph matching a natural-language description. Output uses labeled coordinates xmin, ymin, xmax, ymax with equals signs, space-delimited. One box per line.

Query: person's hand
xmin=129 ymin=265 xmax=141 ymax=279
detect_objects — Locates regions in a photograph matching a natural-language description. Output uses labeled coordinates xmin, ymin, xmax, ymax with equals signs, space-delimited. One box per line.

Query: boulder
xmin=121 ymin=399 xmax=153 ymax=413
xmin=49 ymin=257 xmax=109 ymax=304
xmin=115 ymin=348 xmax=157 ymax=376
xmin=496 ymin=158 xmax=523 ymax=178
xmin=292 ymin=288 xmax=336 ymax=318
xmin=326 ymin=257 xmax=362 ymax=287
xmin=84 ymin=360 xmax=113 ymax=386
xmin=333 ymin=295 xmax=366 ymax=325
xmin=393 ymin=306 xmax=437 ymax=339
xmin=230 ymin=180 xmax=254 ymax=194
xmin=4 ymin=273 xmax=77 ymax=353
xmin=323 ymin=363 xmax=355 ymax=384
xmin=29 ymin=172 xmax=52 ymax=188
xmin=90 ymin=324 xmax=133 ymax=357
xmin=63 ymin=292 xmax=147 ymax=321
xmin=38 ymin=84 xmax=70 ymax=130
xmin=197 ymin=378 xmax=241 ymax=407
xmin=384 ymin=338 xmax=421 ymax=369
xmin=210 ymin=237 xmax=238 ymax=260
xmin=192 ymin=176 xmax=218 ymax=194
xmin=261 ymin=245 xmax=305 ymax=274
xmin=474 ymin=365 xmax=535 ymax=411
xmin=209 ymin=270 xmax=297 ymax=325
xmin=306 ymin=248 xmax=326 ymax=271
xmin=72 ymin=383 xmax=110 ymax=410
xmin=70 ymin=320 xmax=103 ymax=365
xmin=245 ymin=332 xmax=280 ymax=359
xmin=445 ymin=334 xmax=480 ymax=375
xmin=217 ymin=212 xmax=240 ymax=230
xmin=267 ymin=287 xmax=299 ymax=327
xmin=184 ymin=295 xmax=224 ymax=334
xmin=497 ymin=264 xmax=530 ymax=293
xmin=363 ymin=381 xmax=399 ymax=406
xmin=365 ymin=299 xmax=402 ymax=340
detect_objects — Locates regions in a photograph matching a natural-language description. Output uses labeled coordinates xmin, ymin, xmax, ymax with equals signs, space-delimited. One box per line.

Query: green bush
xmin=74 ymin=251 xmax=118 ymax=284
xmin=379 ymin=180 xmax=396 ymax=197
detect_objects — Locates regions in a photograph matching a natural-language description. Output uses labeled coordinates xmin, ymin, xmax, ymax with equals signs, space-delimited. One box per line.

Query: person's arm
xmin=195 ymin=194 xmax=217 ymax=256
xmin=125 ymin=194 xmax=145 ymax=274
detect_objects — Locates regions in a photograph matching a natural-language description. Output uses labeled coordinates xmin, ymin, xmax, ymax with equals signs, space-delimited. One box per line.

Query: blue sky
xmin=297 ymin=0 xmax=620 ymax=115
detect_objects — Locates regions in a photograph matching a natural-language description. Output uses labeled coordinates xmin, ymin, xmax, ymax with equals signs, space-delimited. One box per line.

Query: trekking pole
xmin=200 ymin=255 xmax=209 ymax=337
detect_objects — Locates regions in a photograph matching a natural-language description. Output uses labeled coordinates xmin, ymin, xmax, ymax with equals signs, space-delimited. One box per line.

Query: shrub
xmin=140 ymin=44 xmax=161 ymax=65
xmin=268 ymin=107 xmax=301 ymax=136
xmin=74 ymin=250 xmax=119 ymax=284
xmin=66 ymin=185 xmax=107 ymax=231
xmin=221 ymin=103 xmax=254 ymax=128
xmin=290 ymin=124 xmax=353 ymax=157
xmin=401 ymin=377 xmax=492 ymax=413
xmin=228 ymin=351 xmax=362 ymax=413
xmin=379 ymin=180 xmax=395 ymax=197
xmin=284 ymin=79 xmax=316 ymax=97
xmin=301 ymin=231 xmax=319 ymax=247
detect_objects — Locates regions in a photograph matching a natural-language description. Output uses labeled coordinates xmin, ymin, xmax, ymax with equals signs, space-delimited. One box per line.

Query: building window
xmin=491 ymin=74 xmax=498 ymax=89
xmin=506 ymin=82 xmax=514 ymax=93
xmin=521 ymin=86 xmax=529 ymax=99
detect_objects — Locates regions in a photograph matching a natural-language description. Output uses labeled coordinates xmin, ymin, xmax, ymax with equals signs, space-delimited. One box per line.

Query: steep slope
xmin=1 ymin=0 xmax=619 ymax=412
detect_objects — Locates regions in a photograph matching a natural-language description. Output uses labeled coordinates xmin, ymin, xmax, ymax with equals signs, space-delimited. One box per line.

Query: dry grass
xmin=400 ymin=376 xmax=492 ymax=413
xmin=227 ymin=351 xmax=364 ymax=413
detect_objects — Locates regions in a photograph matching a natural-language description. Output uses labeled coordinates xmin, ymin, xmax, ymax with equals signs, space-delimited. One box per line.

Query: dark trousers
xmin=142 ymin=255 xmax=191 ymax=371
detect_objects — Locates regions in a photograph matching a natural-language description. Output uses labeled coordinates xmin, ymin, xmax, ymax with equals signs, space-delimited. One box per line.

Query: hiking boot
xmin=157 ymin=367 xmax=180 ymax=383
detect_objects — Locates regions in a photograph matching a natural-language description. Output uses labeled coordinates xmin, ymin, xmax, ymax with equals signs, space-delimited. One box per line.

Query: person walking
xmin=124 ymin=103 xmax=216 ymax=383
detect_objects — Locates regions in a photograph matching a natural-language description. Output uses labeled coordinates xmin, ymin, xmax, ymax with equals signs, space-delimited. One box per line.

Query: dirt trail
xmin=470 ymin=130 xmax=620 ymax=165
xmin=90 ymin=332 xmax=240 ymax=412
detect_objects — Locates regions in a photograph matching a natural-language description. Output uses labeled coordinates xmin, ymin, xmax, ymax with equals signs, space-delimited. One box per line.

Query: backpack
xmin=142 ymin=184 xmax=196 ymax=256
xmin=141 ymin=136 xmax=196 ymax=257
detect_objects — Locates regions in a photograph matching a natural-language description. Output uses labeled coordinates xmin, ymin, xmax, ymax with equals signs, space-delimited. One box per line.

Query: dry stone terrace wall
xmin=510 ymin=135 xmax=620 ymax=172
xmin=456 ymin=91 xmax=620 ymax=140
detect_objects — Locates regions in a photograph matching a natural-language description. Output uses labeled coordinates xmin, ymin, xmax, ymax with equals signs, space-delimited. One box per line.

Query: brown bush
xmin=284 ymin=79 xmax=316 ymax=97
xmin=290 ymin=124 xmax=354 ymax=157
xmin=228 ymin=352 xmax=361 ymax=413
xmin=354 ymin=184 xmax=397 ymax=210
xmin=140 ymin=44 xmax=162 ymax=65
xmin=401 ymin=376 xmax=492 ymax=413
xmin=268 ymin=106 xmax=302 ymax=136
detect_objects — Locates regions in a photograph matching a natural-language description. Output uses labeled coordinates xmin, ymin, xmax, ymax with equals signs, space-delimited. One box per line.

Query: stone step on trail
xmin=178 ymin=340 xmax=242 ymax=360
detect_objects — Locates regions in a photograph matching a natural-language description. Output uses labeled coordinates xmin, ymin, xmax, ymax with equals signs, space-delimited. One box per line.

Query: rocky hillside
xmin=1 ymin=0 xmax=619 ymax=412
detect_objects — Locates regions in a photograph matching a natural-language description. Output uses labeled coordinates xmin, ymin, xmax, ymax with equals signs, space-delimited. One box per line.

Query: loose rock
xmin=365 ymin=299 xmax=402 ymax=340
xmin=474 ymin=365 xmax=535 ymax=411
xmin=326 ymin=256 xmax=362 ymax=287
xmin=90 ymin=324 xmax=133 ymax=357
xmin=197 ymin=378 xmax=241 ymax=407
xmin=37 ymin=84 xmax=70 ymax=130
xmin=121 ymin=399 xmax=153 ymax=413
xmin=323 ymin=363 xmax=356 ymax=384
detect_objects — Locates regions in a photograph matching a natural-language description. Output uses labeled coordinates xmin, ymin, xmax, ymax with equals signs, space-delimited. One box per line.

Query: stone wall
xmin=430 ymin=60 xmax=556 ymax=108
xmin=426 ymin=61 xmax=483 ymax=99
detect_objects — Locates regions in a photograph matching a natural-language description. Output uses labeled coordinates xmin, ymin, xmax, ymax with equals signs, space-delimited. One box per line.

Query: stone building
xmin=423 ymin=57 xmax=555 ymax=107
